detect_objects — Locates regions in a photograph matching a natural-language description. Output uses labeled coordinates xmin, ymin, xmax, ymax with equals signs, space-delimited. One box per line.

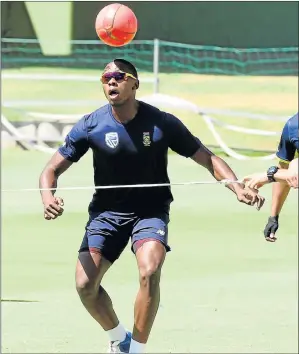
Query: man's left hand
xmin=236 ymin=187 xmax=265 ymax=210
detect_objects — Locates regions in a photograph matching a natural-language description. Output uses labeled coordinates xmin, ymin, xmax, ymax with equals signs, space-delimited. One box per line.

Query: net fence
xmin=1 ymin=38 xmax=155 ymax=72
xmin=2 ymin=38 xmax=298 ymax=75
xmin=158 ymin=41 xmax=299 ymax=75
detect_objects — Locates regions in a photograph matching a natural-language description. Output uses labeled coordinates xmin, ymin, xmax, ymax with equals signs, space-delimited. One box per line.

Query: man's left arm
xmin=191 ymin=145 xmax=265 ymax=209
xmin=165 ymin=112 xmax=264 ymax=209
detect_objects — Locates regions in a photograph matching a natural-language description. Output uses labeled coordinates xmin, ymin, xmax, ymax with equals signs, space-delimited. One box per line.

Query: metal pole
xmin=153 ymin=38 xmax=160 ymax=94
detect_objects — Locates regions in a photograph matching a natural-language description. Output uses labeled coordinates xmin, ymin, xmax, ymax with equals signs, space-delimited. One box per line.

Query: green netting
xmin=1 ymin=39 xmax=155 ymax=72
xmin=158 ymin=41 xmax=298 ymax=75
xmin=1 ymin=38 xmax=298 ymax=75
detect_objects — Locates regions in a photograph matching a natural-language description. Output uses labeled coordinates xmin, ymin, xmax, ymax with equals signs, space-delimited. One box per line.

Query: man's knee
xmin=139 ymin=262 xmax=162 ymax=289
xmin=138 ymin=248 xmax=165 ymax=289
xmin=76 ymin=275 xmax=98 ymax=299
xmin=135 ymin=240 xmax=166 ymax=290
xmin=75 ymin=251 xmax=111 ymax=300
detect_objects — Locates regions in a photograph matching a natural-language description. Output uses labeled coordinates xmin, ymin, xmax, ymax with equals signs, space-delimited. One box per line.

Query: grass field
xmin=2 ymin=148 xmax=298 ymax=353
xmin=2 ymin=67 xmax=298 ymax=152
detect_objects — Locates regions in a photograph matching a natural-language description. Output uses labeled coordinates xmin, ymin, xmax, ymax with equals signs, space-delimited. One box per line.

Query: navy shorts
xmin=79 ymin=211 xmax=170 ymax=263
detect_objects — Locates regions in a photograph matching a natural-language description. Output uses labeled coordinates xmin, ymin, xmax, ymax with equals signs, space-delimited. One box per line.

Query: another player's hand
xmin=264 ymin=216 xmax=279 ymax=242
xmin=285 ymin=174 xmax=298 ymax=189
xmin=43 ymin=196 xmax=64 ymax=220
xmin=236 ymin=187 xmax=265 ymax=210
xmin=242 ymin=173 xmax=269 ymax=189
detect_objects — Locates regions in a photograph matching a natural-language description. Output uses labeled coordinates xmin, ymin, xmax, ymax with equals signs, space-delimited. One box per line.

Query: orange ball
xmin=95 ymin=3 xmax=138 ymax=47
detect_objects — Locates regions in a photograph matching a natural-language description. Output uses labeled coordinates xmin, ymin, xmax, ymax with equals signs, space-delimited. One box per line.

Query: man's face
xmin=101 ymin=62 xmax=138 ymax=106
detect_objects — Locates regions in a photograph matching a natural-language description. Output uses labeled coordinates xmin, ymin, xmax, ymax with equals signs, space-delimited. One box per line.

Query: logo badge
xmin=143 ymin=132 xmax=151 ymax=147
xmin=105 ymin=132 xmax=119 ymax=149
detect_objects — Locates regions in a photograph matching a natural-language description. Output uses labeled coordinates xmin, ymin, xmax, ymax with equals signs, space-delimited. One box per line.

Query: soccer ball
xmin=95 ymin=3 xmax=138 ymax=47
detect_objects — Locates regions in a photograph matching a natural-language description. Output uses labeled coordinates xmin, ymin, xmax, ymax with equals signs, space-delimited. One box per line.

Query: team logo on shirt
xmin=143 ymin=132 xmax=151 ymax=147
xmin=105 ymin=132 xmax=119 ymax=149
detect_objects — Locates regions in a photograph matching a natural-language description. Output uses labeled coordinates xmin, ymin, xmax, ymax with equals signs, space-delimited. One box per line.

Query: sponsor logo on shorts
xmin=156 ymin=229 xmax=165 ymax=236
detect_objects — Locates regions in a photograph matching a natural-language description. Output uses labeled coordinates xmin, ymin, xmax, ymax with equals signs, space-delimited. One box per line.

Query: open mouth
xmin=108 ymin=89 xmax=120 ymax=99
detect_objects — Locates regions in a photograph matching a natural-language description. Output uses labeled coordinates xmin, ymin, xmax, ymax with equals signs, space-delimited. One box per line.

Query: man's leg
xmin=76 ymin=250 xmax=131 ymax=352
xmin=75 ymin=251 xmax=119 ymax=330
xmin=129 ymin=213 xmax=170 ymax=353
xmin=133 ymin=240 xmax=166 ymax=344
xmin=76 ymin=211 xmax=132 ymax=352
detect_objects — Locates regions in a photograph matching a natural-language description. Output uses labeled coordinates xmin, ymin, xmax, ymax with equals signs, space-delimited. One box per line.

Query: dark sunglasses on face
xmin=101 ymin=71 xmax=137 ymax=84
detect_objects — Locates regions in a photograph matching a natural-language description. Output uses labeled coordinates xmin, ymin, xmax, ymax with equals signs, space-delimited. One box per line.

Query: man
xmin=245 ymin=113 xmax=298 ymax=243
xmin=39 ymin=58 xmax=264 ymax=353
xmin=243 ymin=158 xmax=298 ymax=190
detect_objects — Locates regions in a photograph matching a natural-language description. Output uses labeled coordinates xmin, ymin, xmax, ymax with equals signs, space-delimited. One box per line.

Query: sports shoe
xmin=108 ymin=331 xmax=132 ymax=353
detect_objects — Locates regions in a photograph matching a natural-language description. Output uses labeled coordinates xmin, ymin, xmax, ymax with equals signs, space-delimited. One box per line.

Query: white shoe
xmin=107 ymin=332 xmax=132 ymax=353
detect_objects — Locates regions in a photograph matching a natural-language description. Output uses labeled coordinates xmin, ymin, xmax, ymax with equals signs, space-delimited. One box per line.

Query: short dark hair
xmin=113 ymin=58 xmax=138 ymax=79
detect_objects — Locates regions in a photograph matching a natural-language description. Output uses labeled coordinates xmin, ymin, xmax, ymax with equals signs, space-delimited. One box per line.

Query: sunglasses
xmin=101 ymin=71 xmax=137 ymax=84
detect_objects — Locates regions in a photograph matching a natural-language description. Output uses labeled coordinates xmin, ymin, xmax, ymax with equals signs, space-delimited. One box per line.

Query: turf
xmin=2 ymin=148 xmax=298 ymax=353
xmin=2 ymin=68 xmax=298 ymax=151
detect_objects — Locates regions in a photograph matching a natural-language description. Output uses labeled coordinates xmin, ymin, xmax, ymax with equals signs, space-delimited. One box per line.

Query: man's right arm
xmin=39 ymin=152 xmax=73 ymax=220
xmin=39 ymin=114 xmax=90 ymax=219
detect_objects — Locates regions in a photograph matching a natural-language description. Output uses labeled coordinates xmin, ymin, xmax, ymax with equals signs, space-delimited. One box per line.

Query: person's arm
xmin=39 ymin=115 xmax=90 ymax=220
xmin=243 ymin=160 xmax=298 ymax=189
xmin=165 ymin=113 xmax=264 ymax=209
xmin=39 ymin=153 xmax=73 ymax=219
xmin=191 ymin=146 xmax=264 ymax=209
xmin=272 ymin=168 xmax=298 ymax=188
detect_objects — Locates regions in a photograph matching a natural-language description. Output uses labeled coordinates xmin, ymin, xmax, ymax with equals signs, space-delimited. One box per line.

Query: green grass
xmin=2 ymin=149 xmax=298 ymax=353
xmin=2 ymin=67 xmax=298 ymax=151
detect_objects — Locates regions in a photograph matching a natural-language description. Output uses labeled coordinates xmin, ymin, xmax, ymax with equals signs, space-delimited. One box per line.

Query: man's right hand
xmin=264 ymin=216 xmax=279 ymax=242
xmin=43 ymin=196 xmax=64 ymax=220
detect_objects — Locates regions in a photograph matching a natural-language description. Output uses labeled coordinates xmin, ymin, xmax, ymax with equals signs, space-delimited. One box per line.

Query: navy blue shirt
xmin=276 ymin=113 xmax=299 ymax=162
xmin=58 ymin=101 xmax=202 ymax=213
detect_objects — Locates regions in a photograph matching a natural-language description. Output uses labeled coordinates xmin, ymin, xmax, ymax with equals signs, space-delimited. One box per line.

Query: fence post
xmin=153 ymin=38 xmax=160 ymax=94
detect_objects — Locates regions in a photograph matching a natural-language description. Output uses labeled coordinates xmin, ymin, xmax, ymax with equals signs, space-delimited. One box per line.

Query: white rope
xmin=202 ymin=114 xmax=277 ymax=161
xmin=139 ymin=94 xmax=288 ymax=121
xmin=209 ymin=117 xmax=280 ymax=136
xmin=2 ymin=179 xmax=243 ymax=193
